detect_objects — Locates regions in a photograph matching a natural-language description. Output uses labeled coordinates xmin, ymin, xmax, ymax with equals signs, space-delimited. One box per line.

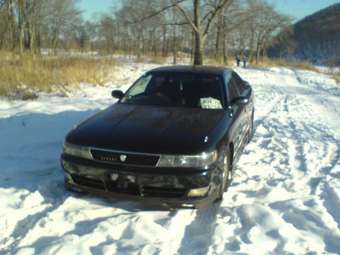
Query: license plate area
xmin=105 ymin=173 xmax=187 ymax=198
xmin=106 ymin=173 xmax=139 ymax=194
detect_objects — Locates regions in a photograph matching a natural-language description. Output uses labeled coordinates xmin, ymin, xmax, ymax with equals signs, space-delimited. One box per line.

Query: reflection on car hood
xmin=66 ymin=104 xmax=231 ymax=154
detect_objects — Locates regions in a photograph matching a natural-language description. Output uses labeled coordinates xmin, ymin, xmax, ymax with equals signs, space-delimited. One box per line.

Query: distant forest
xmin=1 ymin=0 xmax=338 ymax=66
xmin=0 ymin=0 xmax=292 ymax=65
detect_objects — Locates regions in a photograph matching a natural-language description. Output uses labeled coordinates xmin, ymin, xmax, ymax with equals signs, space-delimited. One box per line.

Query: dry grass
xmin=205 ymin=57 xmax=231 ymax=66
xmin=251 ymin=58 xmax=340 ymax=84
xmin=0 ymin=51 xmax=115 ymax=97
xmin=1 ymin=50 xmax=336 ymax=98
xmin=254 ymin=57 xmax=319 ymax=72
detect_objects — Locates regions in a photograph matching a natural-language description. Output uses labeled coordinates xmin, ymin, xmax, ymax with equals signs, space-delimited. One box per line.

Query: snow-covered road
xmin=0 ymin=64 xmax=339 ymax=255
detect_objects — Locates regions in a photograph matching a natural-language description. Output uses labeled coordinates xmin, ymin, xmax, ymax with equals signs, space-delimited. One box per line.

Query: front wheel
xmin=216 ymin=152 xmax=233 ymax=201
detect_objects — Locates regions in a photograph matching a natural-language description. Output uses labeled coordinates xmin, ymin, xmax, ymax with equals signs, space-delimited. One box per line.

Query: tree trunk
xmin=223 ymin=36 xmax=228 ymax=65
xmin=193 ymin=0 xmax=204 ymax=65
xmin=248 ymin=26 xmax=255 ymax=63
xmin=18 ymin=0 xmax=25 ymax=54
xmin=255 ymin=43 xmax=260 ymax=64
xmin=162 ymin=25 xmax=167 ymax=57
xmin=51 ymin=27 xmax=60 ymax=54
xmin=142 ymin=34 xmax=145 ymax=56
xmin=190 ymin=30 xmax=194 ymax=63
xmin=215 ymin=12 xmax=223 ymax=61
xmin=172 ymin=26 xmax=177 ymax=65
xmin=136 ymin=32 xmax=142 ymax=60
xmin=193 ymin=31 xmax=204 ymax=65
xmin=6 ymin=0 xmax=16 ymax=50
xmin=29 ymin=23 xmax=35 ymax=52
xmin=222 ymin=17 xmax=228 ymax=64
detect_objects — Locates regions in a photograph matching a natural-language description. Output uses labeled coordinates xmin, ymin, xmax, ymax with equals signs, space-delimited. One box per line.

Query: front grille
xmin=91 ymin=149 xmax=159 ymax=166
xmin=71 ymin=175 xmax=105 ymax=190
xmin=141 ymin=187 xmax=186 ymax=198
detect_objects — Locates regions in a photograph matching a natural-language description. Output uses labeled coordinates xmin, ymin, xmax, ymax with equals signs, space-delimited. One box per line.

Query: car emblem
xmin=120 ymin=154 xmax=127 ymax=162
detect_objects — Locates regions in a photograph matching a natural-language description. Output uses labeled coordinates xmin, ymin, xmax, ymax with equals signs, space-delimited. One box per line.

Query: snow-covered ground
xmin=0 ymin=63 xmax=339 ymax=255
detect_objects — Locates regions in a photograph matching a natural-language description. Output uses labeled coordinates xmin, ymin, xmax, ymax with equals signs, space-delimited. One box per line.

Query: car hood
xmin=66 ymin=104 xmax=231 ymax=154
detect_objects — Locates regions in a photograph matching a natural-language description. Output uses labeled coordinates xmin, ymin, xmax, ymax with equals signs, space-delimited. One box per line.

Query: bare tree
xmin=0 ymin=0 xmax=16 ymax=49
xmin=247 ymin=0 xmax=292 ymax=63
xmin=120 ymin=0 xmax=234 ymax=65
xmin=44 ymin=0 xmax=81 ymax=52
xmin=172 ymin=0 xmax=234 ymax=65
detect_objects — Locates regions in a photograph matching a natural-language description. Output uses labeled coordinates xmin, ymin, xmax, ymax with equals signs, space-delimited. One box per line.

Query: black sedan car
xmin=61 ymin=66 xmax=254 ymax=208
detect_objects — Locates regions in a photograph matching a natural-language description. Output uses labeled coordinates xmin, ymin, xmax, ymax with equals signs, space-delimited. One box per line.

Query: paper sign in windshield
xmin=200 ymin=98 xmax=223 ymax=109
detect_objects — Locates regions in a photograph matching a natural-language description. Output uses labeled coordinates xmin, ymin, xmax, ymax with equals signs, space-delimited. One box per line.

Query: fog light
xmin=187 ymin=186 xmax=209 ymax=197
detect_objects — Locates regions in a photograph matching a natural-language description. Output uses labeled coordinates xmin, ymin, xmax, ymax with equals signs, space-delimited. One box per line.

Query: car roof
xmin=148 ymin=65 xmax=233 ymax=76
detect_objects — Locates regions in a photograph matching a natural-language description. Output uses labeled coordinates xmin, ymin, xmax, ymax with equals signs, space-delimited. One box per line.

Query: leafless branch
xmin=161 ymin=21 xmax=190 ymax=26
xmin=172 ymin=0 xmax=200 ymax=33
xmin=203 ymin=0 xmax=233 ymax=36
xmin=126 ymin=0 xmax=188 ymax=24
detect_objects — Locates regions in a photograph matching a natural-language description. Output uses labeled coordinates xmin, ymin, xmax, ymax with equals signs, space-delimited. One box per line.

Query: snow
xmin=0 ymin=63 xmax=339 ymax=255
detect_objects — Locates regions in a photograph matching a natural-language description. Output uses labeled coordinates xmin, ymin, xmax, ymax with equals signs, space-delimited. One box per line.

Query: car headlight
xmin=63 ymin=142 xmax=92 ymax=160
xmin=157 ymin=151 xmax=218 ymax=168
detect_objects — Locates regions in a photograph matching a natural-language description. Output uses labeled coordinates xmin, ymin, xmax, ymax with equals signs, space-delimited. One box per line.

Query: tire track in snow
xmin=228 ymin=69 xmax=340 ymax=253
xmin=321 ymin=182 xmax=340 ymax=230
xmin=178 ymin=205 xmax=220 ymax=255
xmin=1 ymin=185 xmax=68 ymax=253
xmin=283 ymin=96 xmax=309 ymax=175
xmin=213 ymin=68 xmax=340 ymax=254
xmin=287 ymin=70 xmax=340 ymax=220
xmin=275 ymin=70 xmax=340 ymax=252
xmin=253 ymin=92 xmax=284 ymax=132
xmin=156 ymin=209 xmax=197 ymax=254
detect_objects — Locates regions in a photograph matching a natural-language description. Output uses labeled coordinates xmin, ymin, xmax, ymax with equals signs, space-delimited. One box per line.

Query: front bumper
xmin=61 ymin=154 xmax=222 ymax=208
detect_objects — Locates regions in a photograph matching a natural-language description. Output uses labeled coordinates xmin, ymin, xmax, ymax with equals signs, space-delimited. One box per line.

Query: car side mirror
xmin=112 ymin=90 xmax=124 ymax=99
xmin=232 ymin=97 xmax=249 ymax=105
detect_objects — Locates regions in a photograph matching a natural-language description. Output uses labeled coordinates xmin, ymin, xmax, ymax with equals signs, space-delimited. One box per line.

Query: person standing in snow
xmin=242 ymin=54 xmax=248 ymax=68
xmin=235 ymin=54 xmax=241 ymax=67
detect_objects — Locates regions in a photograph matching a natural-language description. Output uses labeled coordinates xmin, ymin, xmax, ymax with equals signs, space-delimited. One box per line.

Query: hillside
xmin=270 ymin=3 xmax=340 ymax=65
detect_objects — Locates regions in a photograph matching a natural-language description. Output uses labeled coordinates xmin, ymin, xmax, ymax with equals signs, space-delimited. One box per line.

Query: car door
xmin=233 ymin=73 xmax=253 ymax=137
xmin=225 ymin=73 xmax=245 ymax=162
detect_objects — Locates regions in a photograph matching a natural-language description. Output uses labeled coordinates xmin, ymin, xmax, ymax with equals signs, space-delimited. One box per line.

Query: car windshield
xmin=121 ymin=72 xmax=225 ymax=109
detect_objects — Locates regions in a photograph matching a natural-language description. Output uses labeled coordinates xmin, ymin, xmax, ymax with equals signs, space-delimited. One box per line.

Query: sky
xmin=78 ymin=0 xmax=340 ymax=22
xmin=266 ymin=0 xmax=340 ymax=21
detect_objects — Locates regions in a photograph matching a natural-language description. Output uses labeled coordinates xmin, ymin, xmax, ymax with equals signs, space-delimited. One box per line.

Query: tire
xmin=216 ymin=151 xmax=233 ymax=201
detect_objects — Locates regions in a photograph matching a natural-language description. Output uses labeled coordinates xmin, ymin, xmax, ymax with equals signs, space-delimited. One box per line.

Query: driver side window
xmin=233 ymin=73 xmax=249 ymax=96
xmin=228 ymin=77 xmax=241 ymax=104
